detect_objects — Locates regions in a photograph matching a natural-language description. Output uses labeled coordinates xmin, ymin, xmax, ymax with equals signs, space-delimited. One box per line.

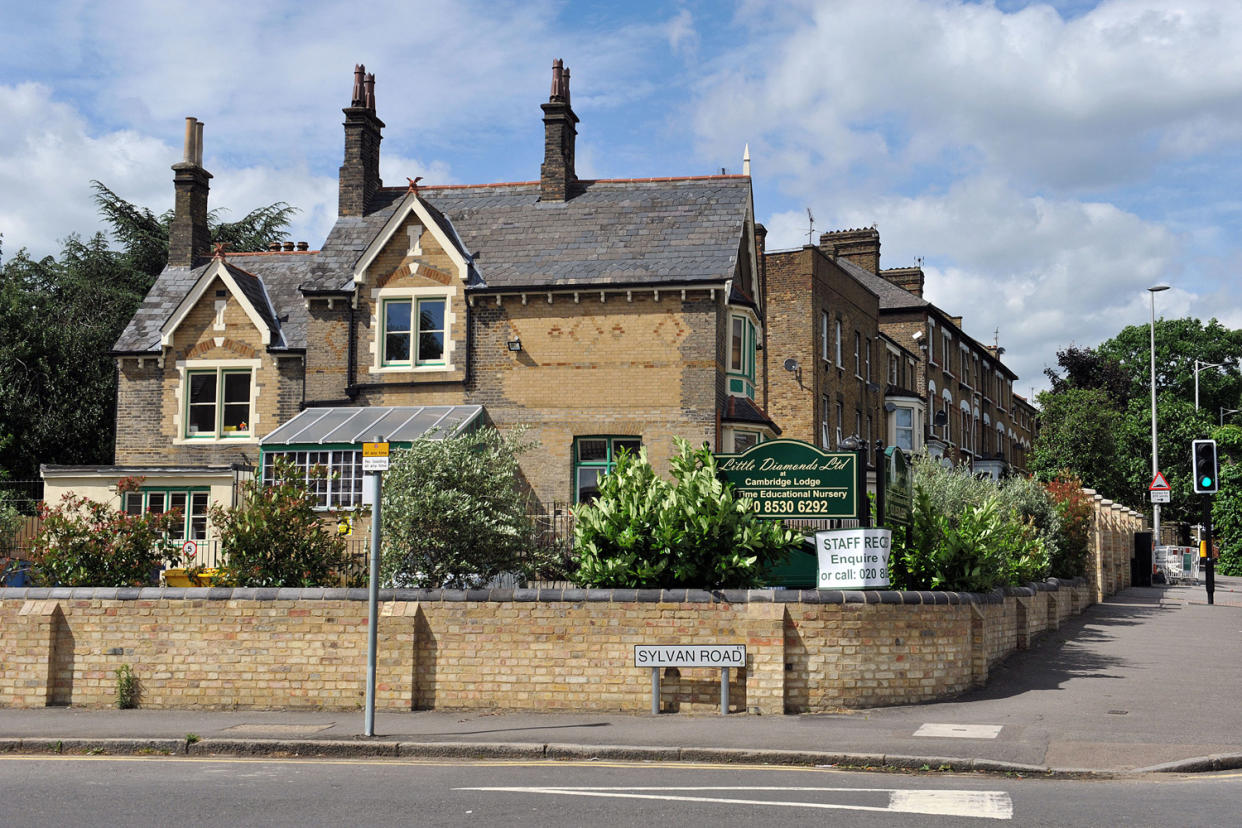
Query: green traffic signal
xmin=1193 ymin=439 xmax=1219 ymax=494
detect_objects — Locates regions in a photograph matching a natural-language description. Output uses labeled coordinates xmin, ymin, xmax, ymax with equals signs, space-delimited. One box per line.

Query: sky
xmin=2 ymin=0 xmax=1240 ymax=397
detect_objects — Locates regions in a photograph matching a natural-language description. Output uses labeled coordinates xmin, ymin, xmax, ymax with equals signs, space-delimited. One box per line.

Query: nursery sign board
xmin=716 ymin=439 xmax=857 ymax=519
xmin=815 ymin=528 xmax=892 ymax=589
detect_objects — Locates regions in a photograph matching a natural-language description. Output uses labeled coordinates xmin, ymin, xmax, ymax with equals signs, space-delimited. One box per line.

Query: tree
xmin=380 ymin=428 xmax=541 ymax=589
xmin=211 ymin=458 xmax=349 ymax=587
xmin=0 ymin=187 xmax=296 ymax=479
xmin=1034 ymin=318 xmax=1242 ymax=521
xmin=1212 ymin=424 xmax=1242 ymax=576
xmin=1029 ymin=387 xmax=1125 ymax=496
xmin=573 ymin=438 xmax=797 ymax=589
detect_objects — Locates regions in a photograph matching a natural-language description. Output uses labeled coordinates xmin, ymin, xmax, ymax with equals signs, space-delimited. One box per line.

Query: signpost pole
xmin=1204 ymin=497 xmax=1215 ymax=606
xmin=651 ymin=667 xmax=660 ymax=715
xmin=720 ymin=668 xmax=729 ymax=715
xmin=363 ymin=436 xmax=386 ymax=737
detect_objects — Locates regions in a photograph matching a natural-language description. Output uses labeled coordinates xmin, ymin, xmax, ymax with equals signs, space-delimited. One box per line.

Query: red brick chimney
xmin=339 ymin=64 xmax=385 ymax=217
xmin=540 ymin=59 xmax=579 ymax=202
xmin=168 ymin=117 xmax=212 ymax=268
xmin=819 ymin=228 xmax=880 ymax=274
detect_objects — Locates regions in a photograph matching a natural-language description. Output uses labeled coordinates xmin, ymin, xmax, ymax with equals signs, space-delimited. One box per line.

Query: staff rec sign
xmin=716 ymin=439 xmax=857 ymax=519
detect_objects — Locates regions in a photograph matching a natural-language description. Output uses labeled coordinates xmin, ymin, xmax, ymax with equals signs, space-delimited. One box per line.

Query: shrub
xmin=211 ymin=458 xmax=349 ymax=587
xmin=889 ymin=457 xmax=1050 ymax=591
xmin=380 ymin=427 xmax=540 ymax=589
xmin=1044 ymin=473 xmax=1094 ymax=577
xmin=31 ymin=477 xmax=182 ymax=586
xmin=574 ymin=438 xmax=797 ymax=588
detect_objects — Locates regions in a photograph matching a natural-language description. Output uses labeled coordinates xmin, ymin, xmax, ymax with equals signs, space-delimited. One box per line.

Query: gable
xmin=159 ymin=260 xmax=282 ymax=349
xmin=352 ymin=193 xmax=472 ymax=288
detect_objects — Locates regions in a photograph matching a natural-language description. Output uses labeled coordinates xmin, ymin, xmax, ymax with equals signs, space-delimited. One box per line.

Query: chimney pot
xmin=282 ymin=241 xmax=295 ymax=252
xmin=268 ymin=242 xmax=281 ymax=251
xmin=296 ymin=241 xmax=309 ymax=251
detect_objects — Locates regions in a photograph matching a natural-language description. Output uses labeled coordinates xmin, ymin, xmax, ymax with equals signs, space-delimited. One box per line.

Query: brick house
xmin=42 ymin=62 xmax=780 ymax=547
xmin=816 ymin=228 xmax=1027 ymax=477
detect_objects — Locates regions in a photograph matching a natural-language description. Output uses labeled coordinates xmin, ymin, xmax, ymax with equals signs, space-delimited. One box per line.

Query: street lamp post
xmin=1195 ymin=360 xmax=1226 ymax=411
xmin=1223 ymin=407 xmax=1242 ymax=427
xmin=1149 ymin=285 xmax=1170 ymax=545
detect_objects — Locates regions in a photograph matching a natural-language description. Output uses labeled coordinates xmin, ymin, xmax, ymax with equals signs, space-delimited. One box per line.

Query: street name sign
xmin=634 ymin=645 xmax=746 ymax=668
xmin=715 ymin=439 xmax=857 ymax=519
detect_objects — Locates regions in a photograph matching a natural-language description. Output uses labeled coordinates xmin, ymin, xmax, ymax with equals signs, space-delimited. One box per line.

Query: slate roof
xmin=302 ymin=176 xmax=752 ymax=293
xmin=722 ymin=395 xmax=781 ymax=434
xmin=115 ymin=175 xmax=751 ymax=354
xmin=113 ymin=253 xmax=315 ymax=354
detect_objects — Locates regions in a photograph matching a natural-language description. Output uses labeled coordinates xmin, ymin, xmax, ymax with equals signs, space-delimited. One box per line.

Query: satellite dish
xmin=783 ymin=358 xmax=799 ymax=372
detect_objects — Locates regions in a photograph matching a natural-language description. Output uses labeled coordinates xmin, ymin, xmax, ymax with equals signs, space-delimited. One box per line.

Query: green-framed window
xmin=727 ymin=314 xmax=757 ymax=398
xmin=262 ymin=448 xmax=364 ymax=510
xmin=573 ymin=436 xmax=641 ymax=503
xmin=185 ymin=368 xmax=252 ymax=438
xmin=382 ymin=297 xmax=446 ymax=366
xmin=123 ymin=488 xmax=209 ymax=540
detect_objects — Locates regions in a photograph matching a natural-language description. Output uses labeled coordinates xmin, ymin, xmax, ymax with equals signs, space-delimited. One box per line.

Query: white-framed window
xmin=865 ymin=414 xmax=873 ymax=464
xmin=731 ymin=430 xmax=761 ymax=453
xmin=854 ymin=331 xmax=862 ymax=377
xmin=382 ymin=296 xmax=446 ymax=366
xmin=820 ymin=395 xmax=831 ymax=449
xmin=888 ymin=352 xmax=899 ymax=386
xmin=865 ymin=337 xmax=872 ymax=382
xmin=263 ymin=450 xmax=364 ymax=510
xmin=835 ymin=320 xmax=843 ymax=367
xmin=942 ymin=331 xmax=952 ymax=373
xmin=894 ymin=406 xmax=914 ymax=451
xmin=371 ymin=284 xmax=456 ymax=373
xmin=821 ymin=311 xmax=830 ymax=362
xmin=835 ymin=401 xmax=844 ymax=447
xmin=928 ymin=320 xmax=937 ymax=365
xmin=177 ymin=359 xmax=260 ymax=442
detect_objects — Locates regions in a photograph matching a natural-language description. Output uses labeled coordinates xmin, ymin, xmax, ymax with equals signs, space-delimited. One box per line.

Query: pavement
xmin=4 ymin=575 xmax=1242 ymax=777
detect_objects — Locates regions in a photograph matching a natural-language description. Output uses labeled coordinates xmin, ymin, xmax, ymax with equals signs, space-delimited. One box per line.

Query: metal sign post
xmin=363 ymin=438 xmax=388 ymax=737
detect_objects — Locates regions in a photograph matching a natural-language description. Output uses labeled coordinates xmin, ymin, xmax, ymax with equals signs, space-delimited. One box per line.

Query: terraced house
xmin=42 ymin=62 xmax=778 ymax=545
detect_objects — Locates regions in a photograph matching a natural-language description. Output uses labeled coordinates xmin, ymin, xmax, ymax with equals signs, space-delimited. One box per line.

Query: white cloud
xmin=0 ymin=82 xmax=171 ymax=258
xmin=767 ymin=174 xmax=1183 ymax=392
xmin=695 ymin=0 xmax=1242 ymax=192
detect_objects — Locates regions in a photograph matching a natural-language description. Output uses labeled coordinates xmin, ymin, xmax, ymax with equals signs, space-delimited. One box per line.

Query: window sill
xmin=174 ymin=436 xmax=259 ymax=446
xmin=369 ymin=363 xmax=457 ymax=375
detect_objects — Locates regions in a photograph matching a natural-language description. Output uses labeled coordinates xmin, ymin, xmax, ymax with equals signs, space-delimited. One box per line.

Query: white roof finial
xmin=742 ymin=143 xmax=751 ymax=177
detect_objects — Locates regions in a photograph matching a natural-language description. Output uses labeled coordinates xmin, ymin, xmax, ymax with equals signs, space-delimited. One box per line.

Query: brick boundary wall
xmin=1 ymin=579 xmax=1092 ymax=714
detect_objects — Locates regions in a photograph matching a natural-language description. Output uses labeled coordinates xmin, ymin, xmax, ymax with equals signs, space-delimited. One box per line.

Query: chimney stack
xmin=880 ymin=266 xmax=925 ymax=298
xmin=540 ymin=58 xmax=579 ymax=202
xmin=168 ymin=116 xmax=213 ymax=268
xmin=339 ymin=64 xmax=385 ymax=216
xmin=819 ymin=228 xmax=880 ymax=274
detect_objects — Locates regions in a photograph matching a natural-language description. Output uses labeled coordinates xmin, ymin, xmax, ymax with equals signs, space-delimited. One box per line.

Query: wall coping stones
xmin=0 ymin=581 xmax=1066 ymax=605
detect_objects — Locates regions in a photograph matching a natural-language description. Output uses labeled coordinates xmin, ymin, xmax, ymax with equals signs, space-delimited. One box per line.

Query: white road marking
xmin=914 ymin=723 xmax=1004 ymax=739
xmin=458 ymin=785 xmax=1013 ymax=820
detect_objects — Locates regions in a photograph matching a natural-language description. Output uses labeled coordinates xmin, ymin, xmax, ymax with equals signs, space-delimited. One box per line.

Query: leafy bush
xmin=574 ymin=438 xmax=797 ymax=588
xmin=380 ymin=428 xmax=540 ymax=589
xmin=31 ymin=477 xmax=182 ymax=586
xmin=1043 ymin=473 xmax=1094 ymax=577
xmin=888 ymin=457 xmax=1051 ymax=591
xmin=211 ymin=458 xmax=349 ymax=587
xmin=998 ymin=474 xmax=1065 ymax=574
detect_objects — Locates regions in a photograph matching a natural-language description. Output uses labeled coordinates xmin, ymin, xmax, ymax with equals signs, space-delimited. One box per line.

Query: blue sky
xmin=2 ymin=0 xmax=1240 ymax=395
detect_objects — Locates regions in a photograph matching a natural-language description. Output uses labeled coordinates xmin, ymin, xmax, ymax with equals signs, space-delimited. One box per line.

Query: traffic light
xmin=1192 ymin=439 xmax=1219 ymax=494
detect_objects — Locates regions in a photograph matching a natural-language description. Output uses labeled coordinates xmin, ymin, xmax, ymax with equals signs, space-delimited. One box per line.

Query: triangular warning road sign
xmin=1150 ymin=472 xmax=1171 ymax=491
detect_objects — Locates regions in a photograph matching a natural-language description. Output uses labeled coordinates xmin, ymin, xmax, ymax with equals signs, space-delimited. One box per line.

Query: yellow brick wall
xmin=3 ymin=582 xmax=1104 ymax=713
